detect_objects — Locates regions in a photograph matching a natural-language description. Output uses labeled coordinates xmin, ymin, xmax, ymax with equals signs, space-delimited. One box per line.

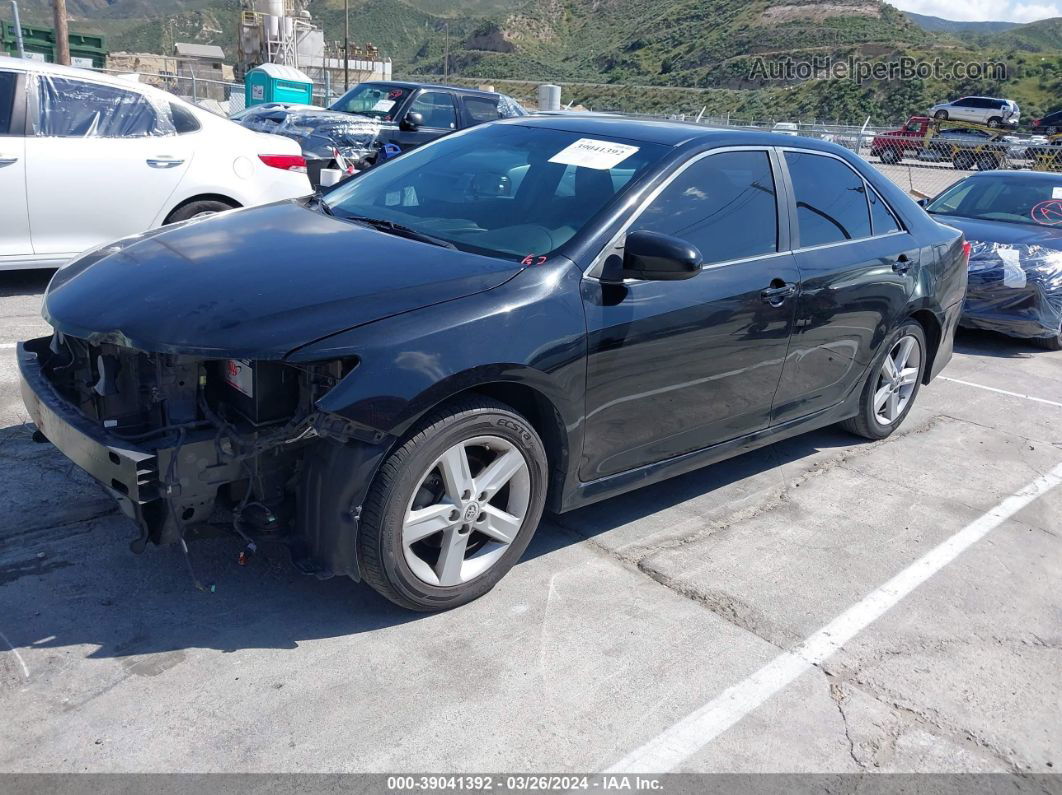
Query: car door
xmin=770 ymin=149 xmax=918 ymax=425
xmin=580 ymin=148 xmax=800 ymax=481
xmin=24 ymin=74 xmax=192 ymax=256
xmin=950 ymin=98 xmax=974 ymax=123
xmin=391 ymin=90 xmax=458 ymax=151
xmin=0 ymin=69 xmax=31 ymax=262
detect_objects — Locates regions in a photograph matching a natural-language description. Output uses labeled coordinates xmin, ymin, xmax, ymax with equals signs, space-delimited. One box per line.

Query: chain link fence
xmin=622 ymin=111 xmax=1061 ymax=199
xmin=88 ymin=67 xmax=336 ymax=117
xmin=82 ymin=66 xmax=1062 ymax=199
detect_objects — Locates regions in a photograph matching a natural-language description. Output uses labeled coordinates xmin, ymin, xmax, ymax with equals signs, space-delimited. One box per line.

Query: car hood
xmin=43 ymin=201 xmax=524 ymax=359
xmin=931 ymin=214 xmax=1062 ymax=248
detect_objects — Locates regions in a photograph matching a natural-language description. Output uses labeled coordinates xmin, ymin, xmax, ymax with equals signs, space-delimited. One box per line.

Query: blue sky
xmin=889 ymin=0 xmax=1061 ymax=23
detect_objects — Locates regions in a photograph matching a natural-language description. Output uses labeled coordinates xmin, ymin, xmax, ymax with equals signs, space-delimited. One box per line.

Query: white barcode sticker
xmin=549 ymin=138 xmax=640 ymax=170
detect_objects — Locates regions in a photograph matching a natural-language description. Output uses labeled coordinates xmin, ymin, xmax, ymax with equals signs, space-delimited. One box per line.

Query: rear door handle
xmin=760 ymin=282 xmax=797 ymax=306
xmin=146 ymin=157 xmax=185 ymax=169
xmin=0 ymin=156 xmax=18 ymax=167
xmin=892 ymin=253 xmax=912 ymax=274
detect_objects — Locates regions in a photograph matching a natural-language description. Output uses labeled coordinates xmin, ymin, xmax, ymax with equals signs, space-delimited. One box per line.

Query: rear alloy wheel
xmin=358 ymin=397 xmax=548 ymax=611
xmin=840 ymin=320 xmax=927 ymax=440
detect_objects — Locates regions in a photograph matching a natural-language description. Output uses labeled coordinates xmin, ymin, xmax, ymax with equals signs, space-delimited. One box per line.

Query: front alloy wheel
xmin=402 ymin=436 xmax=531 ymax=587
xmin=358 ymin=397 xmax=548 ymax=611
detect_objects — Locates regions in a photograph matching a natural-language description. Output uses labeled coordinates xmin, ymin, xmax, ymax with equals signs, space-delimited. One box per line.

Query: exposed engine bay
xmin=23 ymin=332 xmax=366 ymax=577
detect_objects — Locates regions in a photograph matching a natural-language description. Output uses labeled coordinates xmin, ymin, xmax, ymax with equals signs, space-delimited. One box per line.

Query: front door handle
xmin=892 ymin=253 xmax=912 ymax=274
xmin=761 ymin=281 xmax=797 ymax=306
xmin=0 ymin=156 xmax=18 ymax=167
xmin=146 ymin=157 xmax=185 ymax=169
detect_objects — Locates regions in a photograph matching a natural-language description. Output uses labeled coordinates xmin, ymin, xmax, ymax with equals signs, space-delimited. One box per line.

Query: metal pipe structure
xmin=10 ymin=1 xmax=25 ymax=59
xmin=343 ymin=0 xmax=349 ymax=91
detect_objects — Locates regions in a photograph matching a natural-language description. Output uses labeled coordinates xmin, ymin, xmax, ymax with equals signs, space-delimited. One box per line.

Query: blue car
xmin=924 ymin=171 xmax=1062 ymax=350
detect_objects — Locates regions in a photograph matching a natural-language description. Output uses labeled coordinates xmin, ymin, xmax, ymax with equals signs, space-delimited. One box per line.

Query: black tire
xmin=358 ymin=397 xmax=549 ymax=611
xmin=1034 ymin=322 xmax=1062 ymax=351
xmin=934 ymin=110 xmax=949 ymax=120
xmin=952 ymin=151 xmax=976 ymax=170
xmin=165 ymin=199 xmax=237 ymax=224
xmin=988 ymin=117 xmax=1002 ymax=128
xmin=975 ymin=153 xmax=1000 ymax=171
xmin=879 ymin=147 xmax=901 ymax=165
xmin=840 ymin=319 xmax=927 ymax=441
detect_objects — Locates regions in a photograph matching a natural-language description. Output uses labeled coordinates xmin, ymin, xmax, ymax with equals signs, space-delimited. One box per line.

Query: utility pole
xmin=52 ymin=0 xmax=69 ymax=65
xmin=343 ymin=0 xmax=349 ymax=91
xmin=443 ymin=22 xmax=449 ymax=82
xmin=10 ymin=2 xmax=25 ymax=59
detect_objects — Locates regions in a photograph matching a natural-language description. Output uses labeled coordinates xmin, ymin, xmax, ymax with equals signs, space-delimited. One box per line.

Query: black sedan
xmin=236 ymin=81 xmax=527 ymax=185
xmin=19 ymin=117 xmax=967 ymax=610
xmin=924 ymin=171 xmax=1062 ymax=350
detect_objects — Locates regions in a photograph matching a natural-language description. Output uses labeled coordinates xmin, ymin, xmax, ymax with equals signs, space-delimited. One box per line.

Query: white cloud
xmin=888 ymin=0 xmax=1062 ymax=22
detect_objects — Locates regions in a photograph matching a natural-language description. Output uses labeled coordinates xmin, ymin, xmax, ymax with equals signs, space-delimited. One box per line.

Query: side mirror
xmin=916 ymin=198 xmax=928 ymax=207
xmin=603 ymin=230 xmax=701 ymax=282
xmin=400 ymin=112 xmax=424 ymax=131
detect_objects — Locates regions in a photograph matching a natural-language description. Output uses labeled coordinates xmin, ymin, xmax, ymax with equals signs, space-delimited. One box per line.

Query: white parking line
xmin=940 ymin=376 xmax=1062 ymax=409
xmin=0 ymin=629 xmax=30 ymax=679
xmin=605 ymin=461 xmax=1062 ymax=774
xmin=0 ymin=343 xmax=15 ymax=350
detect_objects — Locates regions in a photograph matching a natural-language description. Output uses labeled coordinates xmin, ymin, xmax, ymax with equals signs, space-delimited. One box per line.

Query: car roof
xmin=499 ymin=114 xmax=852 ymax=151
xmin=963 ymin=169 xmax=1062 ymax=183
xmin=0 ymin=55 xmax=130 ymax=85
xmin=361 ymin=80 xmax=504 ymax=99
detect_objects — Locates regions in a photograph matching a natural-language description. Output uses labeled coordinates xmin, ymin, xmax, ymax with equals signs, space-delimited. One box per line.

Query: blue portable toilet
xmin=245 ymin=64 xmax=314 ymax=108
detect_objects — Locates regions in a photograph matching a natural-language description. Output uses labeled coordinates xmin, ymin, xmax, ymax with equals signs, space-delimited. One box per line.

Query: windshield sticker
xmin=549 ymin=138 xmax=640 ymax=170
xmin=1054 ymin=187 xmax=1062 ymax=199
xmin=371 ymin=99 xmax=396 ymax=113
xmin=1031 ymin=199 xmax=1062 ymax=226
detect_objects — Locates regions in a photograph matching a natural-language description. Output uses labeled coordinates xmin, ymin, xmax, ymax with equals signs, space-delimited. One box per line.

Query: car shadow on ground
xmin=0 ymin=421 xmax=861 ymax=660
xmin=0 ymin=269 xmax=53 ymax=298
xmin=953 ymin=327 xmax=1045 ymax=358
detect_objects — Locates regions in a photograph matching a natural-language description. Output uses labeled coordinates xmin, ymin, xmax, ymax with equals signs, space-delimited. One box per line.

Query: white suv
xmin=929 ymin=96 xmax=1020 ymax=128
xmin=0 ymin=57 xmax=311 ymax=271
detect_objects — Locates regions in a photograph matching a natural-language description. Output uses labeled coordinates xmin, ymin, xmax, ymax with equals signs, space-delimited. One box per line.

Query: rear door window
xmin=0 ymin=71 xmax=16 ymax=135
xmin=36 ymin=76 xmax=160 ymax=137
xmin=408 ymin=91 xmax=457 ymax=130
xmin=463 ymin=96 xmax=503 ymax=124
xmin=632 ymin=150 xmax=779 ymax=265
xmin=868 ymin=187 xmax=900 ymax=235
xmin=785 ymin=151 xmax=872 ymax=247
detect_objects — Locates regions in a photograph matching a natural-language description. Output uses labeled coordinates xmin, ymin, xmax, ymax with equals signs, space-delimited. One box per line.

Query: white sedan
xmin=0 ymin=57 xmax=312 ymax=271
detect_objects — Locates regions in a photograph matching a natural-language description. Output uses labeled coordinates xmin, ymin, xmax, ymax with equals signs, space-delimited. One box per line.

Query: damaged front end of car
xmin=962 ymin=242 xmax=1062 ymax=340
xmin=19 ymin=332 xmax=376 ymax=578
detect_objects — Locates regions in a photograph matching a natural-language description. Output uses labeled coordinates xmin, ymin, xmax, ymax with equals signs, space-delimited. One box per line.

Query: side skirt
xmin=558 ymin=387 xmax=863 ymax=514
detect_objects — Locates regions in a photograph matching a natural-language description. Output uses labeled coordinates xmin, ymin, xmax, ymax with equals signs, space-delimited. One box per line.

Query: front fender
xmin=287 ymin=260 xmax=588 ymax=443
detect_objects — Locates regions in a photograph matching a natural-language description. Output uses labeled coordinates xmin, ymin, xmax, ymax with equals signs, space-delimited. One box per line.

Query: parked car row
xmin=5 ymin=62 xmax=1060 ymax=612
xmin=0 ymin=56 xmax=312 ymax=271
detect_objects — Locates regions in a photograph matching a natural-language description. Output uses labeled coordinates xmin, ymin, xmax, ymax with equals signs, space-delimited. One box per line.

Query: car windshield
xmin=320 ymin=124 xmax=669 ymax=259
xmin=329 ymin=84 xmax=409 ymax=120
xmin=926 ymin=176 xmax=1062 ymax=227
